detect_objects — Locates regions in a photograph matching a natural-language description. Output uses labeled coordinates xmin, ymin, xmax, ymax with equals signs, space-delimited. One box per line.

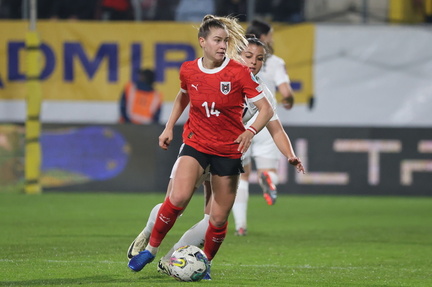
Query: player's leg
xmin=252 ymin=128 xmax=281 ymax=205
xmin=128 ymin=147 xmax=206 ymax=272
xmin=149 ymin=155 xmax=203 ymax=251
xmin=204 ymin=173 xmax=238 ymax=260
xmin=127 ymin=202 xmax=162 ymax=259
xmin=256 ymin=158 xmax=279 ymax=205
xmin=232 ymin=162 xmax=250 ymax=236
xmin=158 ymin=174 xmax=212 ymax=275
xmin=198 ymin=155 xmax=241 ymax=280
xmin=127 ymin=157 xmax=181 ymax=260
xmin=161 ymin=176 xmax=212 ymax=259
xmin=162 ymin=167 xmax=212 ymax=255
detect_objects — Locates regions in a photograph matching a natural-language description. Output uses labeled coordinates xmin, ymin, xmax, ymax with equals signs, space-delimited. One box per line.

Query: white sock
xmin=146 ymin=244 xmax=159 ymax=256
xmin=232 ymin=179 xmax=249 ymax=230
xmin=162 ymin=214 xmax=210 ymax=261
xmin=142 ymin=203 xmax=162 ymax=238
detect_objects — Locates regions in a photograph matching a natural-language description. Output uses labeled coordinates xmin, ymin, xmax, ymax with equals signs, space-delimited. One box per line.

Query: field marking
xmin=1 ymin=259 xmax=427 ymax=273
xmin=0 ymin=259 xmax=380 ymax=270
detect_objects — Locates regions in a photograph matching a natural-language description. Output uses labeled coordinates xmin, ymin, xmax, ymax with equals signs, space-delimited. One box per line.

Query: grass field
xmin=0 ymin=192 xmax=431 ymax=287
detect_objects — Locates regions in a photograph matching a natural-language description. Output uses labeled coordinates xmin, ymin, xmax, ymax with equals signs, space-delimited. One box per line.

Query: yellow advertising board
xmin=388 ymin=0 xmax=426 ymax=23
xmin=272 ymin=23 xmax=315 ymax=104
xmin=0 ymin=21 xmax=313 ymax=104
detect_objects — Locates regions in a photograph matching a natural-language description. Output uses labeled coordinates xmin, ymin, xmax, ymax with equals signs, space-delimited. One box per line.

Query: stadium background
xmin=0 ymin=0 xmax=431 ymax=196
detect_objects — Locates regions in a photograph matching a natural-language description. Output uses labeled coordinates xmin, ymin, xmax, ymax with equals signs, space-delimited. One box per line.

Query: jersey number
xmin=202 ymin=102 xmax=220 ymax=117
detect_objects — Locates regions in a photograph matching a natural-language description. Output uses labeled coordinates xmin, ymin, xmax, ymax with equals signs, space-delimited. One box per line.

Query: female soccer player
xmin=232 ymin=35 xmax=303 ymax=235
xmin=127 ymin=35 xmax=305 ymax=280
xmin=127 ymin=14 xmax=274 ymax=274
xmin=244 ymin=19 xmax=296 ymax=207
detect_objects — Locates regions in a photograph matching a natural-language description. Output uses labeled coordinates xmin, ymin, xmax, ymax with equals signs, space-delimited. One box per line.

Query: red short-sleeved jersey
xmin=180 ymin=57 xmax=264 ymax=159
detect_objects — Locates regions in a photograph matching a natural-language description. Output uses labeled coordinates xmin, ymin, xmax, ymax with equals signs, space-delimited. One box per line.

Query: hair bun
xmin=202 ymin=14 xmax=215 ymax=22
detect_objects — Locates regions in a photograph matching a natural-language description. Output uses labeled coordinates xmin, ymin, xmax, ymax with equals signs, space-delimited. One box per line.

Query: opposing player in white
xmin=234 ymin=20 xmax=296 ymax=221
xmin=127 ymin=36 xmax=305 ymax=278
xmin=233 ymin=28 xmax=297 ymax=235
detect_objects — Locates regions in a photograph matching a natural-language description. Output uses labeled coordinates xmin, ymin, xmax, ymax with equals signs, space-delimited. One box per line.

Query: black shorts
xmin=179 ymin=144 xmax=244 ymax=176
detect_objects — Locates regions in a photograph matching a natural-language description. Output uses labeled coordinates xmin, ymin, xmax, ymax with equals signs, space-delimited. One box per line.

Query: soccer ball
xmin=169 ymin=245 xmax=209 ymax=282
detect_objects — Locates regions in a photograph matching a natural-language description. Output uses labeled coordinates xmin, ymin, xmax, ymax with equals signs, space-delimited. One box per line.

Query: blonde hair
xmin=198 ymin=14 xmax=248 ymax=61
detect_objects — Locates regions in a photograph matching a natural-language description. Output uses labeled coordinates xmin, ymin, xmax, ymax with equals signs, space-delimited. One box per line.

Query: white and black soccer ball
xmin=169 ymin=245 xmax=209 ymax=282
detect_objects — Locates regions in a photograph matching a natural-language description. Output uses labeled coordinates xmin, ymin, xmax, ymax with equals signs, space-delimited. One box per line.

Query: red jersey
xmin=180 ymin=57 xmax=264 ymax=159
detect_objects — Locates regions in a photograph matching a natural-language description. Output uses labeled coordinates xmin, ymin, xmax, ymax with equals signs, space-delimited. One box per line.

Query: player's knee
xmin=169 ymin=193 xmax=190 ymax=208
xmin=209 ymin=216 xmax=228 ymax=228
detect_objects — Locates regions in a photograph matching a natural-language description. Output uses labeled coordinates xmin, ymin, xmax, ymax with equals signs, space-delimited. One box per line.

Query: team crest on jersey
xmin=220 ymin=82 xmax=231 ymax=95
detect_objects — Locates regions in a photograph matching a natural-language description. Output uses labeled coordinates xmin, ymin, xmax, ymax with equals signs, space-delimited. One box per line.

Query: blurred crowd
xmin=0 ymin=0 xmax=305 ymax=23
xmin=1 ymin=0 xmax=430 ymax=24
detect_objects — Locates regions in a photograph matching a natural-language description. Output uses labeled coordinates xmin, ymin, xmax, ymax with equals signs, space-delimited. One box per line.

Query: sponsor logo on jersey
xmin=220 ymin=82 xmax=231 ymax=95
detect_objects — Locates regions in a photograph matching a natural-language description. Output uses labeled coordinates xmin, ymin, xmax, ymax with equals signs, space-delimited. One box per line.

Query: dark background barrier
xmin=36 ymin=124 xmax=432 ymax=196
xmin=40 ymin=124 xmax=182 ymax=193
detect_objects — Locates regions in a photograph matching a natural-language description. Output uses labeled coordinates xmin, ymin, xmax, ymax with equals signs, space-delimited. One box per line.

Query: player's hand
xmin=159 ymin=128 xmax=173 ymax=150
xmin=288 ymin=157 xmax=305 ymax=174
xmin=282 ymin=96 xmax=294 ymax=110
xmin=234 ymin=130 xmax=254 ymax=154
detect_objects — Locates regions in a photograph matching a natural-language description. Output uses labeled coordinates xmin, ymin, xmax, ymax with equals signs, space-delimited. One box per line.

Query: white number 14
xmin=202 ymin=101 xmax=220 ymax=117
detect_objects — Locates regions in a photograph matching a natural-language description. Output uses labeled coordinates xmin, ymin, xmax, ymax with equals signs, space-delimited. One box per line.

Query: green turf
xmin=0 ymin=192 xmax=431 ymax=286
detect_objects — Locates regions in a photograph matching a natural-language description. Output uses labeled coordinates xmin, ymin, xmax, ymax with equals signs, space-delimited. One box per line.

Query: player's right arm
xmin=159 ymin=89 xmax=189 ymax=150
xmin=274 ymin=59 xmax=294 ymax=110
xmin=279 ymin=82 xmax=295 ymax=110
xmin=235 ymin=96 xmax=273 ymax=154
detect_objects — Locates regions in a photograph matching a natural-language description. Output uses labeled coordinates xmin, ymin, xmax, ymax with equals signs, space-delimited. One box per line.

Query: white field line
xmin=0 ymin=259 xmax=375 ymax=270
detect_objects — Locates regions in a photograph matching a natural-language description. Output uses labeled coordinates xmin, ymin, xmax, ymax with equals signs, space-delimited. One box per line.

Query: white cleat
xmin=157 ymin=258 xmax=172 ymax=276
xmin=127 ymin=231 xmax=149 ymax=260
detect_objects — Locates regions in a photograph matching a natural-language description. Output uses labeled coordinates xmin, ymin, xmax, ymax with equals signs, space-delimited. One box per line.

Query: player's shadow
xmin=0 ymin=274 xmax=175 ymax=286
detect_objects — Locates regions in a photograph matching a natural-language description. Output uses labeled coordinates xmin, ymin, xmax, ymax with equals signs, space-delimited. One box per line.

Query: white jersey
xmin=243 ymin=70 xmax=288 ymax=166
xmin=257 ymin=54 xmax=290 ymax=95
xmin=243 ymin=76 xmax=278 ymax=124
xmin=242 ymin=76 xmax=281 ymax=167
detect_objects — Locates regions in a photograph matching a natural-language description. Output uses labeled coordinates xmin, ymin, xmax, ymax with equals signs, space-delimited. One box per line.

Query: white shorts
xmin=242 ymin=148 xmax=252 ymax=167
xmin=253 ymin=127 xmax=281 ymax=162
xmin=243 ymin=127 xmax=281 ymax=170
xmin=253 ymin=156 xmax=280 ymax=170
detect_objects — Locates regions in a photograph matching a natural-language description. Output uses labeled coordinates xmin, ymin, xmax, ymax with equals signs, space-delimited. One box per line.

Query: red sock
xmin=149 ymin=197 xmax=183 ymax=247
xmin=204 ymin=221 xmax=228 ymax=261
